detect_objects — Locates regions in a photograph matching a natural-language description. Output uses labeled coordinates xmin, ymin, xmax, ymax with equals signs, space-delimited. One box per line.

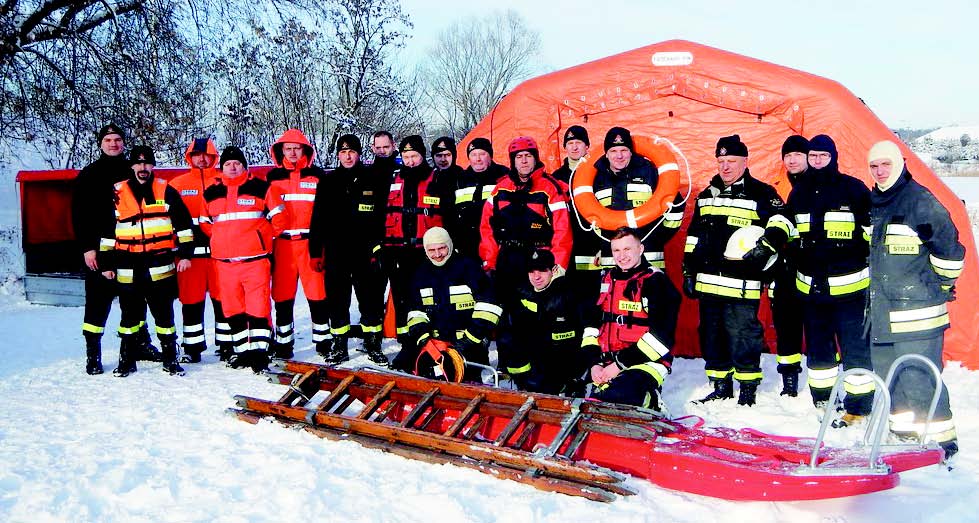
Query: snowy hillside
xmin=915 ymin=126 xmax=979 ymax=144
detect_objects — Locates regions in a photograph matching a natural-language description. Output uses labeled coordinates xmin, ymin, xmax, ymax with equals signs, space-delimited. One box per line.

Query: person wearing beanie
xmin=866 ymin=140 xmax=964 ymax=461
xmin=577 ymin=228 xmax=680 ymax=408
xmin=762 ymin=134 xmax=811 ymax=397
xmin=683 ymin=134 xmax=791 ymax=407
xmin=567 ymin=125 xmax=686 ymax=310
xmin=169 ymin=137 xmax=230 ymax=364
xmin=97 ymin=145 xmax=195 ymax=377
xmin=264 ymin=129 xmax=330 ymax=362
xmin=553 ymin=125 xmax=590 ymax=185
xmin=379 ymin=134 xmax=455 ymax=348
xmin=308 ymin=133 xmax=389 ymax=366
xmin=431 ymin=137 xmax=463 ymax=200
xmin=479 ymin=136 xmax=572 ymax=310
xmin=450 ymin=138 xmax=510 ymax=260
xmin=197 ymin=146 xmax=287 ymax=373
xmin=392 ymin=226 xmax=501 ymax=382
xmin=72 ymin=122 xmax=156 ymax=374
xmin=496 ymin=247 xmax=590 ymax=394
xmin=780 ymin=133 xmax=874 ymax=424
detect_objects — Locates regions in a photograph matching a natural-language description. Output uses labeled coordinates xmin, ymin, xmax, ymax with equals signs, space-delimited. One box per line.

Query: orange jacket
xmin=170 ymin=138 xmax=220 ymax=256
xmin=200 ymin=172 xmax=287 ymax=261
xmin=266 ymin=129 xmax=324 ymax=237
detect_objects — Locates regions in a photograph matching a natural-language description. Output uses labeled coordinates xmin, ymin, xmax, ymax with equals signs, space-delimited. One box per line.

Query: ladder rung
xmin=462 ymin=416 xmax=487 ymax=440
xmin=277 ymin=369 xmax=318 ymax=406
xmin=562 ymin=428 xmax=589 ymax=459
xmin=443 ymin=393 xmax=485 ymax=437
xmin=401 ymin=388 xmax=439 ymax=428
xmin=373 ymin=400 xmax=401 ymax=423
xmin=494 ymin=397 xmax=535 ymax=447
xmin=358 ymin=381 xmax=397 ymax=420
xmin=418 ymin=406 xmax=443 ymax=431
xmin=512 ymin=421 xmax=537 ymax=450
xmin=317 ymin=374 xmax=356 ymax=413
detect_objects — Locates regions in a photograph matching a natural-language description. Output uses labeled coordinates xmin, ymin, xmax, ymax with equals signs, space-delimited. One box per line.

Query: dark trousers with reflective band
xmin=83 ymin=269 xmax=117 ymax=337
xmin=771 ymin=271 xmax=803 ymax=375
xmin=383 ymin=246 xmax=426 ymax=340
xmin=593 ymin=368 xmax=660 ymax=409
xmin=699 ymin=296 xmax=764 ymax=383
xmin=803 ymin=297 xmax=872 ymax=415
xmin=493 ymin=246 xmax=534 ymax=310
xmin=325 ymin=254 xmax=386 ymax=336
xmin=871 ymin=335 xmax=953 ymax=427
xmin=118 ymin=271 xmax=177 ymax=343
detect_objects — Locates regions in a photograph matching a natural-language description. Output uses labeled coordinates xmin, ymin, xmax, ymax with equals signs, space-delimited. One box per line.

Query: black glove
xmin=743 ymin=238 xmax=777 ymax=271
xmin=683 ymin=275 xmax=698 ymax=299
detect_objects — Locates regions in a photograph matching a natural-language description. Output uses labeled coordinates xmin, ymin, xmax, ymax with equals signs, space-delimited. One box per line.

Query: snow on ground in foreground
xmin=1 ymin=293 xmax=978 ymax=523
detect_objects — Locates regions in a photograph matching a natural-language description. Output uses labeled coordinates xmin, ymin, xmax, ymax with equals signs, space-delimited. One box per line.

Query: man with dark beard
xmin=309 ymin=134 xmax=389 ymax=365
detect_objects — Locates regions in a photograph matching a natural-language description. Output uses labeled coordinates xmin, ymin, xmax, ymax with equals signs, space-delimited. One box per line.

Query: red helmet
xmin=507 ymin=136 xmax=539 ymax=154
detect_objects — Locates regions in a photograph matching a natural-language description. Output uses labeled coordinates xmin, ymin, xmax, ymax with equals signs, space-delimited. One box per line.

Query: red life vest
xmin=596 ymin=269 xmax=653 ymax=353
xmin=384 ymin=168 xmax=445 ymax=246
xmin=113 ymin=178 xmax=174 ymax=254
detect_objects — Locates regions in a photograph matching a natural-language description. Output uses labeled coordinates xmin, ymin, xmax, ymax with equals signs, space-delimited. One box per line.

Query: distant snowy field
xmin=2 ymin=167 xmax=979 ymax=522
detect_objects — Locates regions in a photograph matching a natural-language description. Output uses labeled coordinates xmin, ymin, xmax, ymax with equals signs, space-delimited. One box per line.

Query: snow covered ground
xmin=1 ymin=290 xmax=978 ymax=522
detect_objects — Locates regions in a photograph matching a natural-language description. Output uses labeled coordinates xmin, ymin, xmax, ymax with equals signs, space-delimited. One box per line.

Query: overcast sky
xmin=399 ymin=0 xmax=975 ymax=129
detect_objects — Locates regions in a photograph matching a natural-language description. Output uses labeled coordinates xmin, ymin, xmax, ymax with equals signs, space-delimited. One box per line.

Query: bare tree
xmin=418 ymin=10 xmax=542 ymax=137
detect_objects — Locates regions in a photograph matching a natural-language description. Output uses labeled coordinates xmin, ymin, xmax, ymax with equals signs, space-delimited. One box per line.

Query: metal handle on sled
xmin=465 ymin=361 xmax=500 ymax=388
xmin=879 ymin=353 xmax=943 ymax=446
xmin=807 ymin=368 xmax=890 ymax=471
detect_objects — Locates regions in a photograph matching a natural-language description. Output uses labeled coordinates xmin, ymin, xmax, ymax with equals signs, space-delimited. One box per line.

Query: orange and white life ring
xmin=571 ymin=135 xmax=681 ymax=230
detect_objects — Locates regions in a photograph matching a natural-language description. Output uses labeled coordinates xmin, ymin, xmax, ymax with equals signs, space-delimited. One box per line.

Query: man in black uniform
xmin=370 ymin=130 xmax=399 ymax=180
xmin=567 ymin=127 xmax=686 ymax=306
xmin=769 ymin=135 xmax=810 ymax=396
xmin=581 ymin=228 xmax=680 ymax=409
xmin=452 ymin=138 xmax=509 ymax=259
xmin=500 ymin=249 xmax=590 ymax=394
xmin=394 ymin=227 xmax=501 ymax=380
xmin=784 ymin=135 xmax=874 ymax=424
xmin=98 ymin=146 xmax=196 ymax=376
xmin=867 ymin=140 xmax=964 ymax=459
xmin=552 ymin=125 xmax=590 ymax=184
xmin=309 ymin=134 xmax=389 ymax=365
xmin=682 ymin=135 xmax=792 ymax=406
xmin=72 ymin=123 xmax=157 ymax=374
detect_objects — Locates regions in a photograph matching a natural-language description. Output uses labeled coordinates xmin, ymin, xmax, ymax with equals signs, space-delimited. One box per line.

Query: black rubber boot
xmin=315 ymin=337 xmax=333 ymax=358
xmin=179 ymin=348 xmax=203 ymax=364
xmin=324 ymin=336 xmax=349 ymax=365
xmin=84 ymin=333 xmax=104 ymax=375
xmin=216 ymin=343 xmax=235 ymax=362
xmin=737 ymin=381 xmax=759 ymax=406
xmin=113 ymin=337 xmax=138 ymax=377
xmin=363 ymin=334 xmax=388 ymax=367
xmin=696 ymin=377 xmax=734 ymax=403
xmin=133 ymin=326 xmax=162 ymax=362
xmin=161 ymin=339 xmax=185 ymax=376
xmin=780 ymin=372 xmax=799 ymax=397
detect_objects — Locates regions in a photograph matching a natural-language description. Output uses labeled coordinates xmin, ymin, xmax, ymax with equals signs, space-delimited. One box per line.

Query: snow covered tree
xmin=418 ymin=10 xmax=542 ymax=137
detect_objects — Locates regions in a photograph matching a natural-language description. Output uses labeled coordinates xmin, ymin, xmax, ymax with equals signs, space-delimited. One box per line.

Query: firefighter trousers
xmin=117 ymin=270 xmax=177 ymax=344
xmin=871 ymin=335 xmax=954 ymax=432
xmin=698 ymin=296 xmax=765 ymax=384
xmin=382 ymin=246 xmax=425 ymax=341
xmin=771 ymin=271 xmax=803 ymax=375
xmin=803 ymin=297 xmax=873 ymax=415
xmin=324 ymin=254 xmax=386 ymax=337
xmin=593 ymin=368 xmax=661 ymax=409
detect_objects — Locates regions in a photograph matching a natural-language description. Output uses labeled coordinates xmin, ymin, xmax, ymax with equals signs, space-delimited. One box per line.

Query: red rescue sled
xmin=231 ymin=361 xmax=944 ymax=502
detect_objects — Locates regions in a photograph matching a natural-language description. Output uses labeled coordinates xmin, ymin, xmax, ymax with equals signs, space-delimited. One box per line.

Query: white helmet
xmin=725 ymin=225 xmax=776 ymax=270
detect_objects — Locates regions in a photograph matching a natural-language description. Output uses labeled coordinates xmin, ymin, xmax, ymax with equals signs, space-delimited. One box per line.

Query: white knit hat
xmin=868 ymin=140 xmax=905 ymax=191
xmin=422 ymin=227 xmax=453 ymax=266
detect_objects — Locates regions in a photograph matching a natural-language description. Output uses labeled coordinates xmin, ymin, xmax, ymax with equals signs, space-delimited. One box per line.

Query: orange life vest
xmin=113 ymin=178 xmax=174 ymax=254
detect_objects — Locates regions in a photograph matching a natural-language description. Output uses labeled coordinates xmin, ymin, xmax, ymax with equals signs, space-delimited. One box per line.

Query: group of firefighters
xmin=73 ymin=122 xmax=965 ymax=460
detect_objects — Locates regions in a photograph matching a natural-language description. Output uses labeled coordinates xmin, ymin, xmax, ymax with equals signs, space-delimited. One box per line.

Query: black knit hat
xmin=526 ymin=249 xmax=555 ymax=272
xmin=129 ymin=145 xmax=156 ymax=165
xmin=431 ymin=137 xmax=457 ymax=159
xmin=564 ymin=125 xmax=590 ymax=147
xmin=97 ymin=123 xmax=125 ymax=143
xmin=399 ymin=135 xmax=426 ymax=156
xmin=336 ymin=134 xmax=362 ymax=155
xmin=466 ymin=137 xmax=493 ymax=157
xmin=715 ymin=134 xmax=748 ymax=157
xmin=219 ymin=146 xmax=248 ymax=168
xmin=781 ymin=135 xmax=810 ymax=157
xmin=604 ymin=127 xmax=633 ymax=152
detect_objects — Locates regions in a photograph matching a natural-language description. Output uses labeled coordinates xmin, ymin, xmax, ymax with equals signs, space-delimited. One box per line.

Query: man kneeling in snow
xmin=581 ymin=227 xmax=680 ymax=409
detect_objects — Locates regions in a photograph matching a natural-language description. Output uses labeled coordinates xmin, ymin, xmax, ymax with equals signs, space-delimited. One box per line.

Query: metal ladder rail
xmin=879 ymin=353 xmax=944 ymax=446
xmin=808 ymin=368 xmax=891 ymax=471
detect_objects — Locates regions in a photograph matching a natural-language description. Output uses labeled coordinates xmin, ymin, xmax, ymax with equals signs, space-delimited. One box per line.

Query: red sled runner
xmin=230 ymin=361 xmax=944 ymax=502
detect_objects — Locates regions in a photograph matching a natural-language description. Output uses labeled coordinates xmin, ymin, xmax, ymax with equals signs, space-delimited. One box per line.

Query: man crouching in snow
xmin=581 ymin=227 xmax=680 ymax=409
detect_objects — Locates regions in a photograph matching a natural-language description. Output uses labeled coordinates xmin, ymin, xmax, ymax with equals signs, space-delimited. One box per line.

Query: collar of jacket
xmin=610 ymin=257 xmax=651 ymax=280
xmin=871 ymin=168 xmax=912 ymax=205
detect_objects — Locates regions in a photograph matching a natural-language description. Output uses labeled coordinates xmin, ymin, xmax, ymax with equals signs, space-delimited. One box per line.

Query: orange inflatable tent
xmin=460 ymin=39 xmax=979 ymax=368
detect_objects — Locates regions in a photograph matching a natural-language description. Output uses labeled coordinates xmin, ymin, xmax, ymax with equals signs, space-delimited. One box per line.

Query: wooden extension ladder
xmin=230 ymin=361 xmax=641 ymax=502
